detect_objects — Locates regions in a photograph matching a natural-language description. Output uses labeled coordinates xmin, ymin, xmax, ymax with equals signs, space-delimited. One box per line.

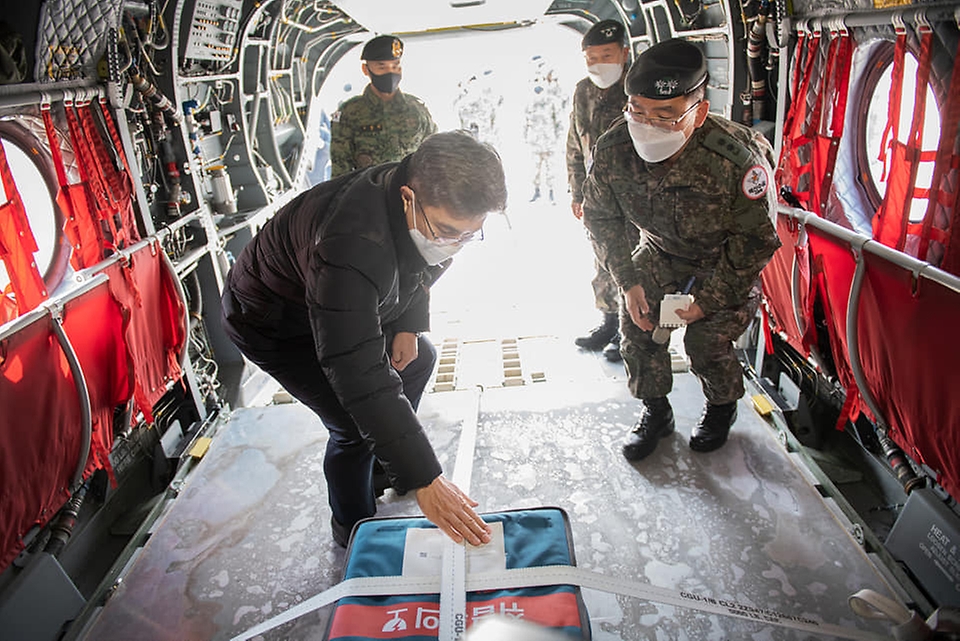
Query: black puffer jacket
xmin=226 ymin=158 xmax=445 ymax=490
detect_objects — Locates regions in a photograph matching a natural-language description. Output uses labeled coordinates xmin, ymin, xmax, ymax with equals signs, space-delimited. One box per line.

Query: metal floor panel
xmin=82 ymin=342 xmax=898 ymax=641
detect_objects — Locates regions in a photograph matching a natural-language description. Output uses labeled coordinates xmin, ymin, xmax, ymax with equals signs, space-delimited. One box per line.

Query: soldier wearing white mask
xmin=565 ymin=19 xmax=633 ymax=361
xmin=582 ymin=39 xmax=780 ymax=461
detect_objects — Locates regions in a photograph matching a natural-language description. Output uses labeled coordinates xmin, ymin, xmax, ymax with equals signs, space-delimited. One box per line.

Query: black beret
xmin=361 ymin=35 xmax=403 ymax=61
xmin=625 ymin=38 xmax=708 ymax=99
xmin=581 ymin=19 xmax=627 ymax=50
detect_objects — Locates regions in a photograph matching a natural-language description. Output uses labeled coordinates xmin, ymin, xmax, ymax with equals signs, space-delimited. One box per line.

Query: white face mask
xmin=626 ymin=120 xmax=690 ymax=163
xmin=586 ymin=63 xmax=623 ymax=89
xmin=409 ymin=229 xmax=462 ymax=265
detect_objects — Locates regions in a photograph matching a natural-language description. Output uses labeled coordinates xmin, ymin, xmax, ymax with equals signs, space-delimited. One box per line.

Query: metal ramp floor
xmin=80 ymin=336 xmax=902 ymax=640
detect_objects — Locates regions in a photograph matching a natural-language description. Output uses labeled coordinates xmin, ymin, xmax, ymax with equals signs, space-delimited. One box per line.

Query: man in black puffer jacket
xmin=221 ymin=131 xmax=506 ymax=546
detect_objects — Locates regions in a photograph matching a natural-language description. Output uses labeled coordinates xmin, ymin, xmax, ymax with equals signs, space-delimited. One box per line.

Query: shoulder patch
xmin=703 ymin=129 xmax=751 ymax=166
xmin=596 ymin=118 xmax=629 ymax=151
xmin=741 ymin=164 xmax=769 ymax=200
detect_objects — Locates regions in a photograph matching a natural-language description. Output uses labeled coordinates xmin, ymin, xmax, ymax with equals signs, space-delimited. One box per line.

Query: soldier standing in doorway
xmin=455 ymin=69 xmax=504 ymax=148
xmin=524 ymin=64 xmax=567 ymax=204
xmin=331 ymin=35 xmax=437 ymax=177
xmin=566 ymin=20 xmax=632 ymax=362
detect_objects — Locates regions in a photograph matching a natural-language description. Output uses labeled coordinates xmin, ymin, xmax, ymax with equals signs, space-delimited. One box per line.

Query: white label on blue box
xmin=401 ymin=522 xmax=505 ymax=577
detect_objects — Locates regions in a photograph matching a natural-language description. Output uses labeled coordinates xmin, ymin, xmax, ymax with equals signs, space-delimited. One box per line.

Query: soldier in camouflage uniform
xmin=582 ymin=39 xmax=781 ymax=460
xmin=331 ymin=35 xmax=437 ymax=177
xmin=455 ymin=70 xmax=503 ymax=148
xmin=523 ymin=68 xmax=566 ymax=203
xmin=566 ymin=20 xmax=632 ymax=361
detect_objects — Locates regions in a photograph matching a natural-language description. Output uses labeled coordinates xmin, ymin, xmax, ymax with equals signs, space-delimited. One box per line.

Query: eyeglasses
xmin=413 ymin=195 xmax=484 ymax=245
xmin=623 ymin=100 xmax=702 ymax=129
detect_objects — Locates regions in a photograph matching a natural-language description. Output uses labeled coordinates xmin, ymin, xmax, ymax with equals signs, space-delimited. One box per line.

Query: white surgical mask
xmin=409 ymin=229 xmax=462 ymax=265
xmin=586 ymin=63 xmax=623 ymax=89
xmin=626 ymin=120 xmax=690 ymax=163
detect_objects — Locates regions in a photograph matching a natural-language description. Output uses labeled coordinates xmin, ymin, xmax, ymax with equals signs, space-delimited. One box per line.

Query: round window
xmin=861 ymin=47 xmax=941 ymax=222
xmin=0 ymin=120 xmax=69 ymax=312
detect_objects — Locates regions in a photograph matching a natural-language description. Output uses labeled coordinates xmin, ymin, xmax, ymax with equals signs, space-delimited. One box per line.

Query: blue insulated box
xmin=324 ymin=507 xmax=591 ymax=640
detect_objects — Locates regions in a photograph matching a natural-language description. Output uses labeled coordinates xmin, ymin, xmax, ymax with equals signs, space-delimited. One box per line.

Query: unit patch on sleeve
xmin=741 ymin=165 xmax=769 ymax=200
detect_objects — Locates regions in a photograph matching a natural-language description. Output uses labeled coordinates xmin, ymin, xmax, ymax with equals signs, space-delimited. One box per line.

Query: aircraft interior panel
xmin=0 ymin=0 xmax=959 ymax=640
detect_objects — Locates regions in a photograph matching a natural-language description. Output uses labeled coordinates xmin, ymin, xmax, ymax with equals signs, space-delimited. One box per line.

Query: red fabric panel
xmin=875 ymin=141 xmax=912 ymax=248
xmin=777 ymin=32 xmax=821 ymax=208
xmin=57 ymin=183 xmax=103 ymax=270
xmin=760 ymin=214 xmax=811 ymax=355
xmin=96 ymin=98 xmax=140 ymax=246
xmin=61 ymin=283 xmax=132 ymax=483
xmin=877 ymin=32 xmax=907 ymax=183
xmin=811 ymin=33 xmax=854 ymax=220
xmin=0 ymin=314 xmax=79 ymax=571
xmin=778 ymin=30 xmax=854 ymax=224
xmin=42 ymin=104 xmax=105 ymax=271
xmin=0 ymin=141 xmax=48 ymax=315
xmin=78 ymin=102 xmax=140 ymax=250
xmin=873 ymin=30 xmax=936 ymax=254
xmin=872 ymin=33 xmax=907 ymax=245
xmin=99 ymin=242 xmax=186 ymax=423
xmin=806 ymin=227 xmax=864 ymax=423
xmin=63 ymin=100 xmax=117 ymax=260
xmin=856 ymin=252 xmax=960 ymax=499
xmin=875 ymin=140 xmax=912 ymax=248
xmin=917 ymin=36 xmax=960 ymax=270
xmin=944 ymin=192 xmax=960 ymax=275
xmin=0 ymin=296 xmax=15 ymax=326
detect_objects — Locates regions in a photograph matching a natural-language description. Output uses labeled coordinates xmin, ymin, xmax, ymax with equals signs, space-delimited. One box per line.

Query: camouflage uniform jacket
xmin=524 ymin=87 xmax=566 ymax=153
xmin=330 ymin=85 xmax=437 ymax=177
xmin=582 ymin=114 xmax=781 ymax=316
xmin=566 ymin=75 xmax=626 ymax=203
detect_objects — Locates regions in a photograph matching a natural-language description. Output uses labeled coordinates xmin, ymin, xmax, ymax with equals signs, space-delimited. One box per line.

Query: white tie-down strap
xmin=36 ymin=0 xmax=122 ymax=81
xmin=231 ymin=565 xmax=893 ymax=641
xmin=849 ymin=589 xmax=960 ymax=641
xmin=472 ymin=566 xmax=890 ymax=641
xmin=439 ymin=387 xmax=482 ymax=641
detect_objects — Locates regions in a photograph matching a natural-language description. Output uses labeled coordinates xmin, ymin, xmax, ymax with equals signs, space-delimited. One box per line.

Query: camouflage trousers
xmin=587 ymin=228 xmax=634 ymax=314
xmin=620 ymin=272 xmax=761 ymax=405
xmin=531 ymin=151 xmax=557 ymax=192
xmin=592 ymin=259 xmax=620 ymax=313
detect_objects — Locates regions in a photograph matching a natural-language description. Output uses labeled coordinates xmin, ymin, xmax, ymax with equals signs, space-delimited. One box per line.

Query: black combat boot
xmin=602 ymin=331 xmax=622 ymax=362
xmin=529 ymin=187 xmax=541 ymax=202
xmin=689 ymin=402 xmax=738 ymax=452
xmin=575 ymin=312 xmax=618 ymax=350
xmin=622 ymin=397 xmax=675 ymax=461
